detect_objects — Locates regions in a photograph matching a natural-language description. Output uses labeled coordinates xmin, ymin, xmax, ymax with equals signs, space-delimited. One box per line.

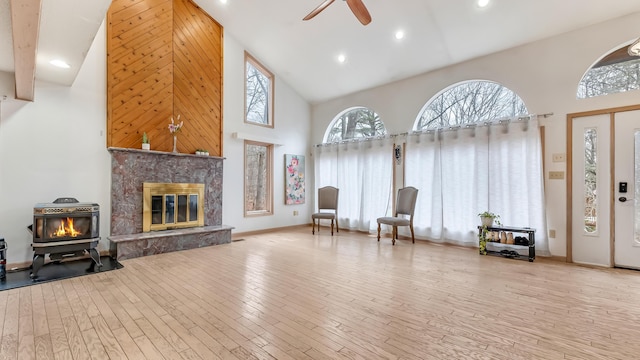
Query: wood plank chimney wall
xmin=106 ymin=0 xmax=223 ymax=156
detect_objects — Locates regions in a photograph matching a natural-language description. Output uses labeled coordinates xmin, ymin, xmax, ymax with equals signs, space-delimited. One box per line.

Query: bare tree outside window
xmin=325 ymin=107 xmax=387 ymax=142
xmin=245 ymin=141 xmax=272 ymax=215
xmin=584 ymin=128 xmax=598 ymax=233
xmin=415 ymin=80 xmax=528 ymax=130
xmin=245 ymin=53 xmax=274 ymax=127
xmin=577 ymin=57 xmax=640 ymax=99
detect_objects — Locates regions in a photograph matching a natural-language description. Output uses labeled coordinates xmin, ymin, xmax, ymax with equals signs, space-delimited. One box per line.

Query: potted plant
xmin=478 ymin=211 xmax=501 ymax=227
xmin=142 ymin=132 xmax=150 ymax=150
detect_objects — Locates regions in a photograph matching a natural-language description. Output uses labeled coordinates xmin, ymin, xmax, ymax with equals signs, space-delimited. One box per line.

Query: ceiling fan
xmin=303 ymin=0 xmax=372 ymax=26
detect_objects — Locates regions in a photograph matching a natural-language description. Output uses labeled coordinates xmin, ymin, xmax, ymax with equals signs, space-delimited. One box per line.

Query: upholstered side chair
xmin=311 ymin=186 xmax=339 ymax=235
xmin=377 ymin=186 xmax=419 ymax=245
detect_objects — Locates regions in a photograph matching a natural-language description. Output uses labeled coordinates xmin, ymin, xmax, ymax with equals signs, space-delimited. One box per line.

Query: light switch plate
xmin=549 ymin=171 xmax=564 ymax=180
xmin=552 ymin=153 xmax=566 ymax=162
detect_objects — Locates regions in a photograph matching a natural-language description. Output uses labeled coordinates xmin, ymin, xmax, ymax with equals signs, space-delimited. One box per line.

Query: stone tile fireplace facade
xmin=108 ymin=148 xmax=232 ymax=260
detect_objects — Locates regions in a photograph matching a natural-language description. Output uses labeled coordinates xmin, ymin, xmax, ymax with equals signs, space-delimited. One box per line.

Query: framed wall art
xmin=285 ymin=154 xmax=305 ymax=204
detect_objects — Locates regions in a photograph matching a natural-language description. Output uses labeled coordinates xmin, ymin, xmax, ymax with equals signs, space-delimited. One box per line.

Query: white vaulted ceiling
xmin=2 ymin=0 xmax=640 ymax=103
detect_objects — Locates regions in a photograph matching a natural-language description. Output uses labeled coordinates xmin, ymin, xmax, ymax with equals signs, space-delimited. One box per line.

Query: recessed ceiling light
xmin=477 ymin=0 xmax=490 ymax=7
xmin=219 ymin=0 xmax=227 ymax=3
xmin=49 ymin=59 xmax=70 ymax=69
xmin=395 ymin=30 xmax=405 ymax=40
xmin=337 ymin=54 xmax=346 ymax=63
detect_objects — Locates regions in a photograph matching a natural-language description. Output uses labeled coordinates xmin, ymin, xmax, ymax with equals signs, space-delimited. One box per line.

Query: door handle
xmin=619 ymin=197 xmax=634 ymax=202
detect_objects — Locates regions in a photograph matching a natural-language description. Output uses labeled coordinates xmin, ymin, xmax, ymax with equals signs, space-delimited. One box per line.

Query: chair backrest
xmin=395 ymin=186 xmax=418 ymax=217
xmin=318 ymin=186 xmax=339 ymax=211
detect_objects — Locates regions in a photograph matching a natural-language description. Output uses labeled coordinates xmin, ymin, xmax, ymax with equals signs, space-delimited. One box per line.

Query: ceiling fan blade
xmin=303 ymin=0 xmax=336 ymax=21
xmin=346 ymin=0 xmax=371 ymax=25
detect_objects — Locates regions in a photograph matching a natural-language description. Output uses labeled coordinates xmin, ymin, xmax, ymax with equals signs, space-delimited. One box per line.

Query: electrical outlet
xmin=549 ymin=229 xmax=556 ymax=238
xmin=293 ymin=210 xmax=299 ymax=216
xmin=552 ymin=153 xmax=566 ymax=162
xmin=549 ymin=171 xmax=564 ymax=180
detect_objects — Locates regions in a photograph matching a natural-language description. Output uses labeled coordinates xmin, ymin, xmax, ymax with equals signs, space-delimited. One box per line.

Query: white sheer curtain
xmin=405 ymin=132 xmax=443 ymax=240
xmin=314 ymin=138 xmax=393 ymax=232
xmin=440 ymin=126 xmax=490 ymax=245
xmin=488 ymin=117 xmax=547 ymax=253
xmin=405 ymin=116 xmax=548 ymax=253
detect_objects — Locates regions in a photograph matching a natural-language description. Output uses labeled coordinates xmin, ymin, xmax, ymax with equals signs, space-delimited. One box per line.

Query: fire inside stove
xmin=33 ymin=198 xmax=99 ymax=243
xmin=52 ymin=217 xmax=87 ymax=238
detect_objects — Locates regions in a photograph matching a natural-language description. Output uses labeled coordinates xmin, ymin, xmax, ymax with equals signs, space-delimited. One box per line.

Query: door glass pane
xmin=635 ymin=131 xmax=640 ymax=244
xmin=584 ymin=128 xmax=597 ymax=234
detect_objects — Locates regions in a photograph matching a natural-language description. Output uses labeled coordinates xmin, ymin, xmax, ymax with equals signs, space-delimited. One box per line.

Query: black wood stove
xmin=30 ymin=198 xmax=102 ymax=279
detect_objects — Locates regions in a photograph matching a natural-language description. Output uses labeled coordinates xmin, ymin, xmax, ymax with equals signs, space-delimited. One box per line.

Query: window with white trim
xmin=577 ymin=43 xmax=640 ymax=99
xmin=415 ymin=80 xmax=528 ymax=130
xmin=324 ymin=107 xmax=387 ymax=143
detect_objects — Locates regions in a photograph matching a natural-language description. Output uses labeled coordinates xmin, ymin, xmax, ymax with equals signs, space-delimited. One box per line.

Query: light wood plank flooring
xmin=2 ymin=227 xmax=640 ymax=359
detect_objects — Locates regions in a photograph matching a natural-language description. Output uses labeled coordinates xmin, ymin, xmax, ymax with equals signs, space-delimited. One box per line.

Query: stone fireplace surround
xmin=107 ymin=148 xmax=232 ymax=260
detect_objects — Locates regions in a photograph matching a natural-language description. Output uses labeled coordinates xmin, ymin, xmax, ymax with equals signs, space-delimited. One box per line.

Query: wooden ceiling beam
xmin=10 ymin=0 xmax=42 ymax=102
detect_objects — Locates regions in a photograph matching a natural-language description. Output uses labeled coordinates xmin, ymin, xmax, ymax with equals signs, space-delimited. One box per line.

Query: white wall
xmin=222 ymin=34 xmax=312 ymax=233
xmin=0 ymin=23 xmax=111 ymax=264
xmin=310 ymin=12 xmax=640 ymax=257
xmin=0 ymin=24 xmax=313 ymax=265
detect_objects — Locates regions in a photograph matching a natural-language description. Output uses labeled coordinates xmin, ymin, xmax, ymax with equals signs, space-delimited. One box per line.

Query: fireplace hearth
xmin=30 ymin=198 xmax=102 ymax=279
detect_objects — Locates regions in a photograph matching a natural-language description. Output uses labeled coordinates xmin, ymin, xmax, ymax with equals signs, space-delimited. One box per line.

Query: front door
xmin=571 ymin=114 xmax=611 ymax=266
xmin=570 ymin=109 xmax=640 ymax=268
xmin=614 ymin=110 xmax=640 ymax=269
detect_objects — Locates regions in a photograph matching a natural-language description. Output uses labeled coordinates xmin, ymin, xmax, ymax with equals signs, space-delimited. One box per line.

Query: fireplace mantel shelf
xmin=108 ymin=147 xmax=226 ymax=160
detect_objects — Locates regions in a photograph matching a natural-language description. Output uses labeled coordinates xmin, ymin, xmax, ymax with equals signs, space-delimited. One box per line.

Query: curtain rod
xmin=314 ymin=113 xmax=553 ymax=147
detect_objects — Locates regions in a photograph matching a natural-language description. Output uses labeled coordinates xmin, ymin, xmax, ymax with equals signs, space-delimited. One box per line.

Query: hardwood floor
xmin=2 ymin=227 xmax=640 ymax=359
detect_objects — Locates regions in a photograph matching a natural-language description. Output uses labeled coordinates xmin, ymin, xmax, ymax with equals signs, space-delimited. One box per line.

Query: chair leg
xmin=392 ymin=226 xmax=396 ymax=245
xmin=331 ymin=219 xmax=334 ymax=236
xmin=410 ymin=224 xmax=415 ymax=243
xmin=377 ymin=223 xmax=381 ymax=241
xmin=312 ymin=219 xmax=316 ymax=234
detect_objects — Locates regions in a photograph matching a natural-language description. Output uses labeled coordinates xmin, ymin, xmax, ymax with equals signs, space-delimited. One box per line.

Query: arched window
xmin=577 ymin=43 xmax=640 ymax=99
xmin=414 ymin=80 xmax=528 ymax=131
xmin=323 ymin=107 xmax=387 ymax=143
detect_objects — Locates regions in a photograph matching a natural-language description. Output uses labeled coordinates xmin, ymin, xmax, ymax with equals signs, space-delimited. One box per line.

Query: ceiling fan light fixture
xmin=629 ymin=38 xmax=640 ymax=57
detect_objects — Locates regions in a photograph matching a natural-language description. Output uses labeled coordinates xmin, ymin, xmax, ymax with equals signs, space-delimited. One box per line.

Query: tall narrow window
xmin=245 ymin=52 xmax=274 ymax=127
xmin=584 ymin=128 xmax=598 ymax=234
xmin=245 ymin=141 xmax=273 ymax=216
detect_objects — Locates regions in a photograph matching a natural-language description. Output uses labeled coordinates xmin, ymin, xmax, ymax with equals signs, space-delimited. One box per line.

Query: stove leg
xmin=88 ymin=248 xmax=102 ymax=272
xmin=31 ymin=254 xmax=44 ymax=279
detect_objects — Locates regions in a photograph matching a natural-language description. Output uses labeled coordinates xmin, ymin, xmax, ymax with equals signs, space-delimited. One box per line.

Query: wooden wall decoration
xmin=107 ymin=0 xmax=223 ymax=156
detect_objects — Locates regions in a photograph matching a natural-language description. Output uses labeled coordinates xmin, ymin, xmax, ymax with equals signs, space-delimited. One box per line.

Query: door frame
xmin=566 ymin=104 xmax=640 ymax=264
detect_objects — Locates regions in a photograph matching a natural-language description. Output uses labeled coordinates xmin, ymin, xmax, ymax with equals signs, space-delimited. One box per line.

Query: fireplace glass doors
xmin=143 ymin=183 xmax=205 ymax=231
